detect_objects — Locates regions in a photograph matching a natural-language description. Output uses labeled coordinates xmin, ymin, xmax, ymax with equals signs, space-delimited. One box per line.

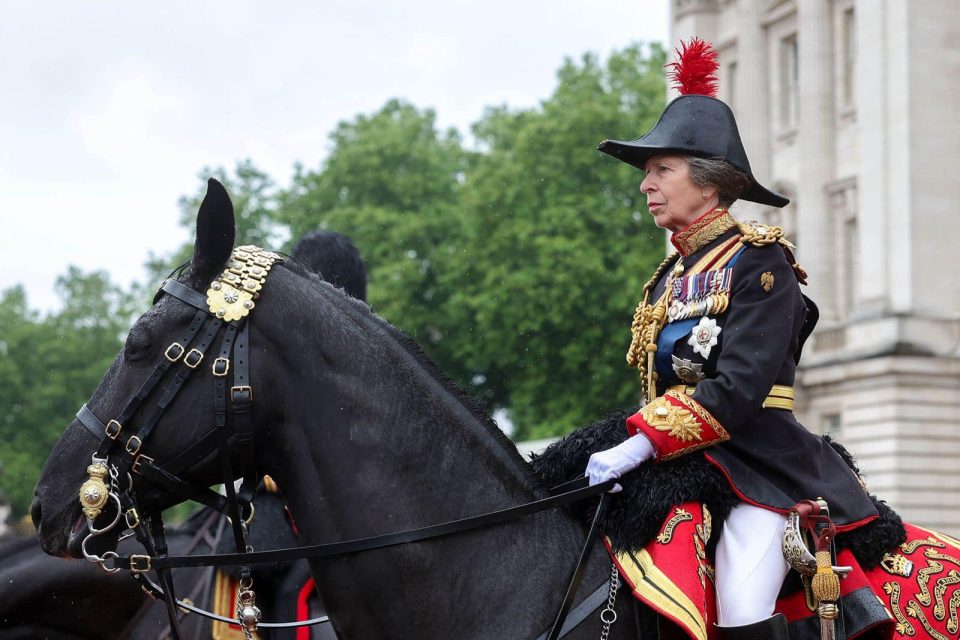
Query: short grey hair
xmin=686 ymin=156 xmax=752 ymax=208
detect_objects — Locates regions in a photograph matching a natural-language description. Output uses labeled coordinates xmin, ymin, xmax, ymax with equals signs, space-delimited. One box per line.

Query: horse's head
xmin=31 ymin=179 xmax=284 ymax=559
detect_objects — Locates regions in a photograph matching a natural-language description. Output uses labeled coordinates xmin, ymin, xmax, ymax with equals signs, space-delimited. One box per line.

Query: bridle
xmin=77 ymin=245 xmax=283 ymax=638
xmin=72 ymin=245 xmax=621 ymax=640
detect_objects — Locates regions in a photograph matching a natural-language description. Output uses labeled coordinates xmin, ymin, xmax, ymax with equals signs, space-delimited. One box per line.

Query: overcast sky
xmin=1 ymin=1 xmax=669 ymax=312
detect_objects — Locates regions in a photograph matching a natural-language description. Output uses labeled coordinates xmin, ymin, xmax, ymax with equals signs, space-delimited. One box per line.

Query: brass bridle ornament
xmin=76 ymin=245 xmax=283 ymax=639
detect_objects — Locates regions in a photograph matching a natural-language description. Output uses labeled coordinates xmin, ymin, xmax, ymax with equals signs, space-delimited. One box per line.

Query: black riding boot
xmin=715 ymin=613 xmax=789 ymax=639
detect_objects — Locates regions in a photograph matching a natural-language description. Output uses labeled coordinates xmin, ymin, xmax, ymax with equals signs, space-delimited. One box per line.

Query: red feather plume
xmin=666 ymin=37 xmax=719 ymax=97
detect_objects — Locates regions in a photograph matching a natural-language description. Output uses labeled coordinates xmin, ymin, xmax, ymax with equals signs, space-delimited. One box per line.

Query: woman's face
xmin=640 ymin=154 xmax=716 ymax=232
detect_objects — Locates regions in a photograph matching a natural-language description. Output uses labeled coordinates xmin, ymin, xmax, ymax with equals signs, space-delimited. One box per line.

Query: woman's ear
xmin=191 ymin=178 xmax=236 ymax=284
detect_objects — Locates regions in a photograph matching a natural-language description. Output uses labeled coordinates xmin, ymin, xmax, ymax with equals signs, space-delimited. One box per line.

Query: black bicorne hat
xmin=598 ymin=40 xmax=789 ymax=208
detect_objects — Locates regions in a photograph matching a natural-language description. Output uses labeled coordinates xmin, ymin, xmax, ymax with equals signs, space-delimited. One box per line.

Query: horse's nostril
xmin=30 ymin=496 xmax=42 ymax=531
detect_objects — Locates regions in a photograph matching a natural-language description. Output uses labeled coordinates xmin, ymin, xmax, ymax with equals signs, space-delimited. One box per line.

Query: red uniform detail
xmin=626 ymin=391 xmax=729 ymax=461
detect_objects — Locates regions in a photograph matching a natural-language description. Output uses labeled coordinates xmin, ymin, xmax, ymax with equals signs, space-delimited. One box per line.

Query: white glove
xmin=584 ymin=434 xmax=655 ymax=492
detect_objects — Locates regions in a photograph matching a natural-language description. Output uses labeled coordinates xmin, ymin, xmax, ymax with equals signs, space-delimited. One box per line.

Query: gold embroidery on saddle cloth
xmin=902 ymin=536 xmax=945 ymax=555
xmin=694 ymin=507 xmax=714 ymax=589
xmin=207 ymin=246 xmax=284 ymax=322
xmin=614 ymin=546 xmax=710 ymax=640
xmin=883 ymin=529 xmax=960 ymax=639
xmin=656 ymin=507 xmax=693 ymax=544
xmin=883 ymin=582 xmax=915 ymax=636
xmin=881 ymin=553 xmax=914 ymax=578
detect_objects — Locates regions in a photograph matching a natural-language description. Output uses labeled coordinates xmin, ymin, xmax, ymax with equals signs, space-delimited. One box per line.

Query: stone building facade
xmin=670 ymin=0 xmax=960 ymax=533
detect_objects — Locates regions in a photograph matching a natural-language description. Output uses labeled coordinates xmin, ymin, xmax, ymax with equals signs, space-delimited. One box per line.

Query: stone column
xmin=796 ymin=0 xmax=836 ymax=322
xmin=671 ymin=0 xmax=720 ymax=73
xmin=730 ymin=0 xmax=770 ymax=223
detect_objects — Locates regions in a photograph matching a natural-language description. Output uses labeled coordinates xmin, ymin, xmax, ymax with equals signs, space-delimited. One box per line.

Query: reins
xmin=73 ymin=246 xmax=622 ymax=640
xmin=112 ymin=478 xmax=613 ymax=572
xmin=129 ymin=478 xmax=617 ymax=639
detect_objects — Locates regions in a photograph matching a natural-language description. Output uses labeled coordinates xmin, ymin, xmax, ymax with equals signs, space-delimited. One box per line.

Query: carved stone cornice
xmin=673 ymin=0 xmax=720 ymax=20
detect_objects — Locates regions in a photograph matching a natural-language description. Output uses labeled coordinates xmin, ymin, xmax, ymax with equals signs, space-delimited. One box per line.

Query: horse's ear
xmin=192 ymin=178 xmax=236 ymax=283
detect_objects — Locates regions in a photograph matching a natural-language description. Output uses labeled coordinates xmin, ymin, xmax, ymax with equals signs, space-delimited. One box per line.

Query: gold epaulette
xmin=736 ymin=220 xmax=808 ymax=285
xmin=737 ymin=220 xmax=789 ymax=248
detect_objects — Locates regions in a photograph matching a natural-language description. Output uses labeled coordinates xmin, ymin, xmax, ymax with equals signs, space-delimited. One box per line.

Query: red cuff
xmin=625 ymin=390 xmax=730 ymax=461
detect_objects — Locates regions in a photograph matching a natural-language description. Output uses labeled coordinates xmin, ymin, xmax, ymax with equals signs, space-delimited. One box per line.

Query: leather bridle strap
xmin=76 ymin=405 xmax=231 ymax=513
xmin=92 ymin=308 xmax=209 ymax=458
xmin=118 ymin=479 xmax=617 ymax=571
xmin=159 ymin=278 xmax=208 ymax=309
xmin=230 ymin=324 xmax=259 ymax=506
xmin=546 ymin=491 xmax=612 ymax=640
xmin=124 ymin=478 xmax=619 ymax=640
xmin=117 ymin=315 xmax=224 ymax=468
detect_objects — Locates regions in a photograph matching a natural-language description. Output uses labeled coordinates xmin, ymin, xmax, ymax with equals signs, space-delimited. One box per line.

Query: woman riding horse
xmin=584 ymin=39 xmax=876 ymax=639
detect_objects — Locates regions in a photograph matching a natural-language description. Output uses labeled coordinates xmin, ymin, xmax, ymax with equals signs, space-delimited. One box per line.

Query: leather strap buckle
xmin=129 ymin=554 xmax=152 ymax=573
xmin=164 ymin=342 xmax=185 ymax=362
xmin=105 ymin=419 xmax=123 ymax=439
xmin=124 ymin=508 xmax=140 ymax=529
xmin=132 ymin=454 xmax=154 ymax=475
xmin=183 ymin=348 xmax=204 ymax=369
xmin=125 ymin=435 xmax=143 ymax=456
xmin=212 ymin=357 xmax=230 ymax=377
xmin=231 ymin=386 xmax=253 ymax=403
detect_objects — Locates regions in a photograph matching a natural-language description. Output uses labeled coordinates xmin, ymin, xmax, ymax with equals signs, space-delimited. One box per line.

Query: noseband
xmin=76 ymin=245 xmax=283 ymax=638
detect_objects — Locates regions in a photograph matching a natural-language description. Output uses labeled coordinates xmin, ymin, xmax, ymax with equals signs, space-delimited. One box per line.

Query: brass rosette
xmin=79 ymin=462 xmax=110 ymax=520
xmin=206 ymin=246 xmax=283 ymax=322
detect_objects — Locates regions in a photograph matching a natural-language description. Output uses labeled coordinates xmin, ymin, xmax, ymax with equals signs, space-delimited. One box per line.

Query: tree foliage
xmin=277 ymin=98 xmax=470 ymax=344
xmin=0 ymin=272 xmax=134 ymax=516
xmin=442 ymin=44 xmax=668 ymax=438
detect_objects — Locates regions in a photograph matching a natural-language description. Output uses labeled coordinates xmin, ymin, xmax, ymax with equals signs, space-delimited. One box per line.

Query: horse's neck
xmin=274 ymin=323 xmax=560 ymax=538
xmin=259 ymin=282 xmax=615 ymax=638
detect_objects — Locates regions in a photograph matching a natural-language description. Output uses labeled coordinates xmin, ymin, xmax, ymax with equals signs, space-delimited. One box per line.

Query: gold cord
xmin=626 ymin=252 xmax=680 ymax=402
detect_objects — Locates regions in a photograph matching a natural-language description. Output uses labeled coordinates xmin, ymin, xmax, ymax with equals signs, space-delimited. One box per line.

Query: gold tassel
xmin=811 ymin=550 xmax=841 ymax=603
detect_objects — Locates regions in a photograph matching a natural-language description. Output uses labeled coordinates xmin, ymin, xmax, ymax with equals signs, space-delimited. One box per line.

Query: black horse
xmin=31 ymin=181 xmax=639 ymax=639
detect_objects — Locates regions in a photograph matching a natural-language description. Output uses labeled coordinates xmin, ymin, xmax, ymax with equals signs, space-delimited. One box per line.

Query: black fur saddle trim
xmin=529 ymin=410 xmax=906 ymax=568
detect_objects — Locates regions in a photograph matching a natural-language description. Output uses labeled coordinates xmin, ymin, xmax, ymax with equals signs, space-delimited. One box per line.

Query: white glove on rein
xmin=584 ymin=434 xmax=655 ymax=492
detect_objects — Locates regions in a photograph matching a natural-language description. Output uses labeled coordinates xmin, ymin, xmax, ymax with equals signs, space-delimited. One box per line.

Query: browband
xmin=160 ymin=279 xmax=208 ymax=310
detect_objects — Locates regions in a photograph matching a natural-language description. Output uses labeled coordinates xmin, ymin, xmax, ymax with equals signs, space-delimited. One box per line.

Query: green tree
xmin=444 ymin=43 xmax=668 ymax=438
xmin=0 ymin=270 xmax=135 ymax=516
xmin=277 ymin=98 xmax=471 ymax=355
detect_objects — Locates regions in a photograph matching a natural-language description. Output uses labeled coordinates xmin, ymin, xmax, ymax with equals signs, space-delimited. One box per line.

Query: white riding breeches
xmin=714 ymin=503 xmax=790 ymax=627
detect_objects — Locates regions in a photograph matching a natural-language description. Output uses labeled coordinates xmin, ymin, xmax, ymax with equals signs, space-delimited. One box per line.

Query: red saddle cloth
xmin=606 ymin=504 xmax=960 ymax=640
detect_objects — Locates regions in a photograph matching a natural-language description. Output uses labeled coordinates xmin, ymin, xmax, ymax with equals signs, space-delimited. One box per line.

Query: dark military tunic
xmin=627 ymin=208 xmax=876 ymax=530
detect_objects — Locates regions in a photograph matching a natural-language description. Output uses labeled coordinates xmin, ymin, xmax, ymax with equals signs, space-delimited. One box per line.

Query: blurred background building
xmin=670 ymin=0 xmax=960 ymax=532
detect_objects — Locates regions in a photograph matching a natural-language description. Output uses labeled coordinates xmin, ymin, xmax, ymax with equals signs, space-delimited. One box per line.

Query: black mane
xmin=278 ymin=260 xmax=536 ymax=484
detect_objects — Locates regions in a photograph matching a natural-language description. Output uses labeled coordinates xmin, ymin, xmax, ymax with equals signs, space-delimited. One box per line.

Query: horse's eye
xmin=123 ymin=325 xmax=152 ymax=361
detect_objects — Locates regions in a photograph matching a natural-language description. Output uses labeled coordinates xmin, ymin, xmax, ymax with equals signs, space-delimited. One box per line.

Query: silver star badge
xmin=672 ymin=356 xmax=706 ymax=384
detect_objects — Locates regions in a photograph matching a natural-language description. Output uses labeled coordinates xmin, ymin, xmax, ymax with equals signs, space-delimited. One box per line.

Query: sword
xmin=785 ymin=500 xmax=849 ymax=640
xmin=818 ymin=601 xmax=839 ymax=640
